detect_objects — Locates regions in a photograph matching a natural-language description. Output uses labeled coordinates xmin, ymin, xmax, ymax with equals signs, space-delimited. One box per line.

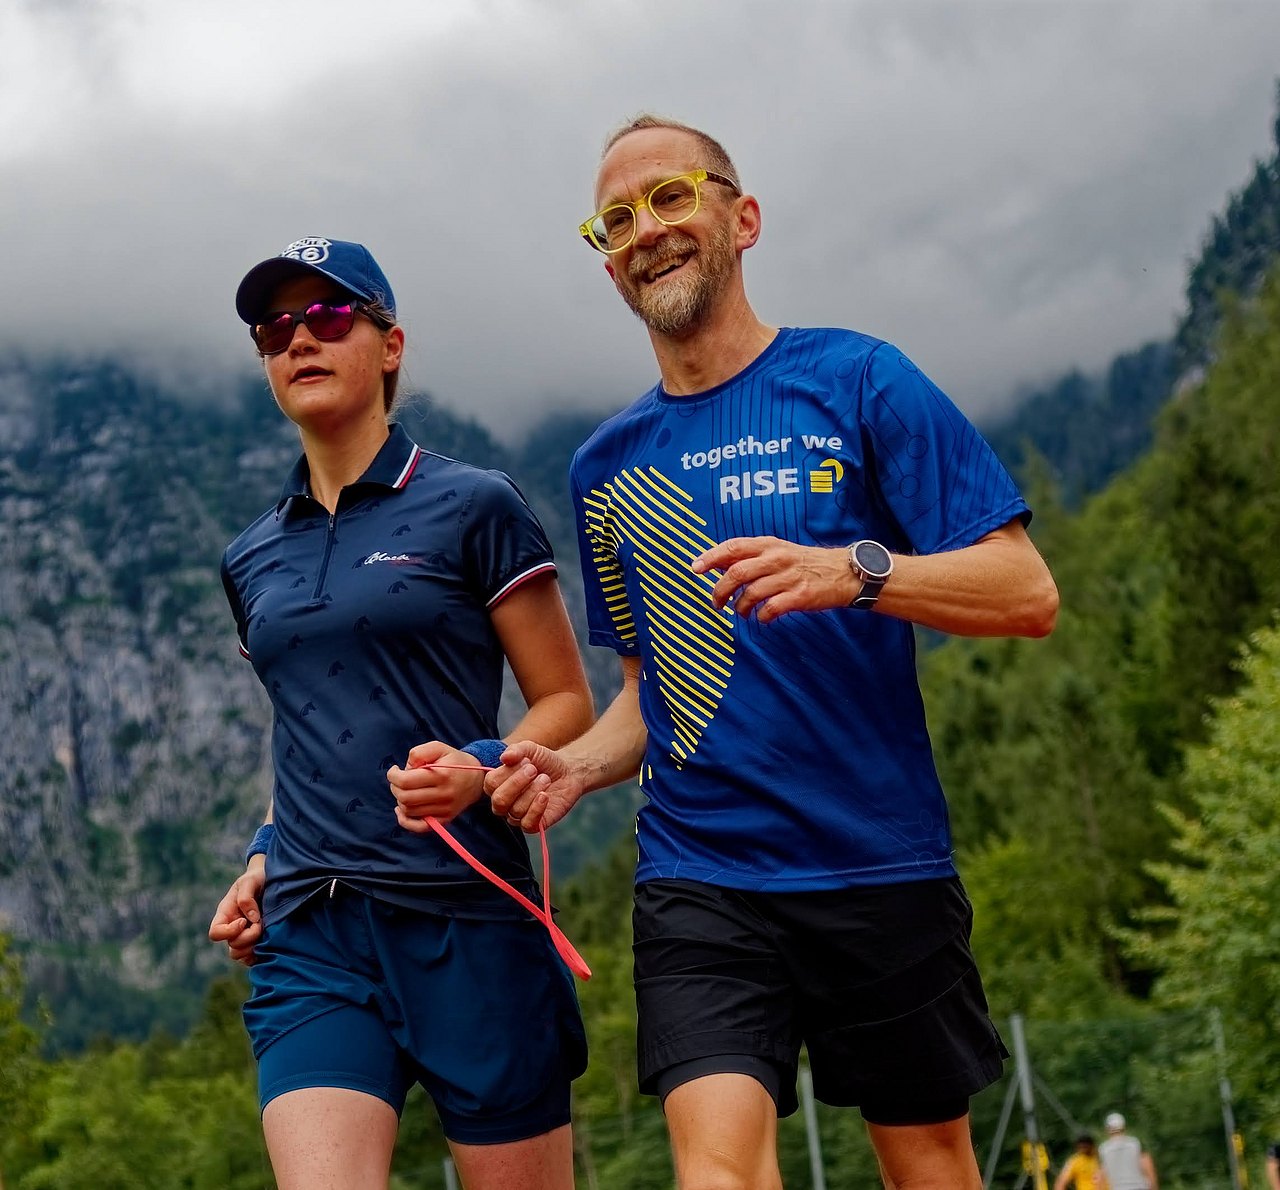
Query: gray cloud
xmin=2 ymin=0 xmax=1278 ymax=435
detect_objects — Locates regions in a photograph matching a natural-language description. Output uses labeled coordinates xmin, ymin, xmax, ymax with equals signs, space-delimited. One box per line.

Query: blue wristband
xmin=245 ymin=823 xmax=275 ymax=866
xmin=460 ymin=738 xmax=507 ymax=770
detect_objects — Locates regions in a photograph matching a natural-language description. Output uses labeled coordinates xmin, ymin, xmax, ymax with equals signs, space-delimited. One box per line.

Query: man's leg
xmin=449 ymin=1124 xmax=575 ymax=1190
xmin=664 ymin=1073 xmax=782 ymax=1190
xmin=794 ymin=879 xmax=1004 ymax=1190
xmin=632 ymin=882 xmax=800 ymax=1190
xmin=867 ymin=1115 xmax=982 ymax=1190
xmin=263 ymin=1086 xmax=399 ymax=1190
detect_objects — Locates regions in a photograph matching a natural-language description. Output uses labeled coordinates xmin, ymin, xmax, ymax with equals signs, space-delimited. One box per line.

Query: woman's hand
xmin=207 ymin=855 xmax=266 ymax=966
xmin=388 ymin=740 xmax=489 ymax=833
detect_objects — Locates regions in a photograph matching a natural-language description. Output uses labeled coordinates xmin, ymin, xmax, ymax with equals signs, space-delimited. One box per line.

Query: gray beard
xmin=620 ymin=223 xmax=735 ymax=337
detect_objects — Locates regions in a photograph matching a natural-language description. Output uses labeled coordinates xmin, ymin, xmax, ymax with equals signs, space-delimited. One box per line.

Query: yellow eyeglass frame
xmin=579 ymin=169 xmax=740 ymax=254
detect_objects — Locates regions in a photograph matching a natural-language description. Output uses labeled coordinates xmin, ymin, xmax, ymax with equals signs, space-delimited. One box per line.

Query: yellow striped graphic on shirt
xmin=583 ymin=466 xmax=735 ymax=768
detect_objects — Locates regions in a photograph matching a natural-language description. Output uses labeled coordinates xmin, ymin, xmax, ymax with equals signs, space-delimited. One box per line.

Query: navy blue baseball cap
xmin=235 ymin=237 xmax=396 ymax=323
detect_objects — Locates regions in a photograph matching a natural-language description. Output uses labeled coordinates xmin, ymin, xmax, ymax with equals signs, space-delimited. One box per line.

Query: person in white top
xmin=1098 ymin=1112 xmax=1159 ymax=1190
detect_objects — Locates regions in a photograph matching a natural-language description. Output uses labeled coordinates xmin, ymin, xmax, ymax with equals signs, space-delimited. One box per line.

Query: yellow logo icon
xmin=809 ymin=458 xmax=844 ymax=493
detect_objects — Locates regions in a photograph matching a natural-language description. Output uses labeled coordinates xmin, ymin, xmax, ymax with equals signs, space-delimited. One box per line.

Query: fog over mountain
xmin=3 ymin=1 xmax=1280 ymax=435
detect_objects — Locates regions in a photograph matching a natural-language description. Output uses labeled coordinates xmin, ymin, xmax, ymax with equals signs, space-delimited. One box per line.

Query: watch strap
xmin=851 ymin=576 xmax=886 ymax=610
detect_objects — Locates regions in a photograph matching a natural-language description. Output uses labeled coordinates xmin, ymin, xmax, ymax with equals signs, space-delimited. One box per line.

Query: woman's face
xmin=259 ymin=273 xmax=403 ymax=433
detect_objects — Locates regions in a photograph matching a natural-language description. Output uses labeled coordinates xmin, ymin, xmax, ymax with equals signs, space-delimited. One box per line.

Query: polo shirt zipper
xmin=312 ymin=510 xmax=338 ymax=602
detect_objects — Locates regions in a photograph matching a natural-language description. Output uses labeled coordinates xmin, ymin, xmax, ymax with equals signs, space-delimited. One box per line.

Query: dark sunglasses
xmin=251 ymin=300 xmax=368 ymax=355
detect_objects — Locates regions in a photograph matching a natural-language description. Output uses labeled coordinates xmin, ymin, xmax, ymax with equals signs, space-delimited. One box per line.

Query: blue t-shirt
xmin=221 ymin=424 xmax=557 ymax=924
xmin=570 ymin=327 xmax=1029 ymax=891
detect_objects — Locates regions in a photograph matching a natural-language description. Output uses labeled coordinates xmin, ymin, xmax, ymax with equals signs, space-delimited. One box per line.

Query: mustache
xmin=628 ymin=234 xmax=698 ymax=282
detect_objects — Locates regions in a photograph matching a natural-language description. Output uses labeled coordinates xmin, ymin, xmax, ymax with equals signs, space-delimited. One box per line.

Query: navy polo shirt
xmin=221 ymin=424 xmax=556 ymax=925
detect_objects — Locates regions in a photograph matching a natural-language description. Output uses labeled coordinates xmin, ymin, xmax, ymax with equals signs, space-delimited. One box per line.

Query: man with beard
xmin=487 ymin=114 xmax=1059 ymax=1189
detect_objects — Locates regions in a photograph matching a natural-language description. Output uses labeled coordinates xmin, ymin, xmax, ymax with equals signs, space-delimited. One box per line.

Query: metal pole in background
xmin=443 ymin=1155 xmax=460 ymax=1190
xmin=1211 ymin=1008 xmax=1246 ymax=1190
xmin=982 ymin=1074 xmax=1022 ymax=1189
xmin=799 ymin=1061 xmax=828 ymax=1190
xmin=1010 ymin=1013 xmax=1049 ymax=1190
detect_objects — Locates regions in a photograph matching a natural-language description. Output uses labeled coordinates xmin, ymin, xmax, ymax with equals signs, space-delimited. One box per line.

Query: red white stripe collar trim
xmin=393 ymin=444 xmax=422 ymax=489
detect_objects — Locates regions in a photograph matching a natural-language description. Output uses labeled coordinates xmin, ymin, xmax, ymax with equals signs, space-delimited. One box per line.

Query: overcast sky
xmin=3 ymin=0 xmax=1279 ymax=438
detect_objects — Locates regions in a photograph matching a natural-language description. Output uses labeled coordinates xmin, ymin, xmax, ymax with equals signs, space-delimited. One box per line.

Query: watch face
xmin=854 ymin=540 xmax=892 ymax=579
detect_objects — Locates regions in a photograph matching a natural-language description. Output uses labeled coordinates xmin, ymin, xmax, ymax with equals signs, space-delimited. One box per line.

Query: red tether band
xmin=418 ymin=764 xmax=591 ymax=980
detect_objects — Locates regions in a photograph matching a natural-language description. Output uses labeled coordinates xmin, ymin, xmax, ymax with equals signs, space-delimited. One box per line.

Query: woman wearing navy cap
xmin=208 ymin=236 xmax=592 ymax=1189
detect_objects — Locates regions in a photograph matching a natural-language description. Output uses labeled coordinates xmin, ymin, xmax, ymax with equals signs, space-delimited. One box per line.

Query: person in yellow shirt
xmin=1055 ymin=1134 xmax=1107 ymax=1190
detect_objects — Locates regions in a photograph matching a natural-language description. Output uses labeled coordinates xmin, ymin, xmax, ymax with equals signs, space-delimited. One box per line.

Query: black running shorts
xmin=633 ymin=876 xmax=1007 ymax=1124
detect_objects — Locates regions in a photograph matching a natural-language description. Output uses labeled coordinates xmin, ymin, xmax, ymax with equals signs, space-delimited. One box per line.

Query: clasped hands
xmin=388 ymin=740 xmax=581 ymax=835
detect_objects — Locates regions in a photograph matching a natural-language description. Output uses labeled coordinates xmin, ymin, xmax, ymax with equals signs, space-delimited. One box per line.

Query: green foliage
xmin=0 ymin=935 xmax=46 ymax=1183
xmin=18 ymin=1045 xmax=267 ymax=1189
xmin=897 ymin=263 xmax=1280 ymax=1190
xmin=1126 ymin=623 xmax=1280 ymax=1126
xmin=11 ymin=976 xmax=269 ymax=1190
xmin=924 ymin=267 xmax=1280 ymax=1015
xmin=1156 ymin=279 xmax=1280 ymax=742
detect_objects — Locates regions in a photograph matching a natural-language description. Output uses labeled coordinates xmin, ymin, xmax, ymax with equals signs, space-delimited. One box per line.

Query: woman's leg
xmin=263 ymin=1085 xmax=399 ymax=1190
xmin=448 ymin=1123 xmax=575 ymax=1190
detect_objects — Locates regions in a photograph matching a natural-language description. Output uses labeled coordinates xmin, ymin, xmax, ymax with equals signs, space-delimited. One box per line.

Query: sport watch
xmin=848 ymin=539 xmax=893 ymax=610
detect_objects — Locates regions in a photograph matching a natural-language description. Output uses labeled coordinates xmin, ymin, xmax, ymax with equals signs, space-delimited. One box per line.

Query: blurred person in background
xmin=1099 ymin=1112 xmax=1157 ymax=1190
xmin=1055 ymin=1133 xmax=1106 ymax=1189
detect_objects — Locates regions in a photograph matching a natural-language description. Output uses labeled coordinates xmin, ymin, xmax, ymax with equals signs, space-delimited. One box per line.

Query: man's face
xmin=594 ymin=127 xmax=739 ymax=336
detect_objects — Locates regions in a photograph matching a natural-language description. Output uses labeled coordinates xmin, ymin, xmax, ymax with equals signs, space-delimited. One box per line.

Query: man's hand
xmin=485 ymin=741 xmax=587 ymax=832
xmin=388 ymin=740 xmax=489 ymax=833
xmin=692 ymin=536 xmax=859 ymax=622
xmin=208 ymin=856 xmax=266 ymax=967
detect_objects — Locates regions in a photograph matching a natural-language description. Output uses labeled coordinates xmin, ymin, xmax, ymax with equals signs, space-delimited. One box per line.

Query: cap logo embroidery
xmin=281 ymin=236 xmax=332 ymax=264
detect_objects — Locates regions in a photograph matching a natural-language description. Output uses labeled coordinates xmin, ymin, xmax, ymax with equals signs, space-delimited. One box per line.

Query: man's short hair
xmin=601 ymin=113 xmax=742 ymax=191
